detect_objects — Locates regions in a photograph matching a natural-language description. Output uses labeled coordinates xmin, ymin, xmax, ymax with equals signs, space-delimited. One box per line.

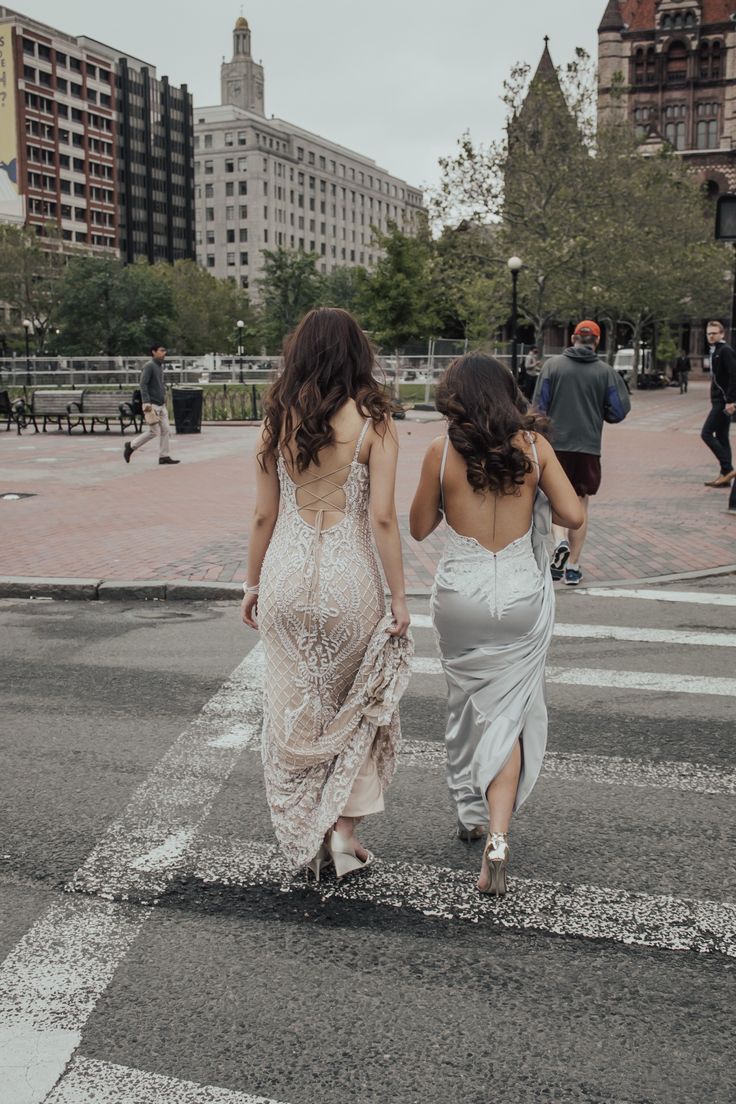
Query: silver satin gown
xmin=430 ymin=436 xmax=555 ymax=831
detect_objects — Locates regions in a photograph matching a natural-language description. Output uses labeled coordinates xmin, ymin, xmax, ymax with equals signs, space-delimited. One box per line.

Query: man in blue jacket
xmin=533 ymin=321 xmax=631 ymax=585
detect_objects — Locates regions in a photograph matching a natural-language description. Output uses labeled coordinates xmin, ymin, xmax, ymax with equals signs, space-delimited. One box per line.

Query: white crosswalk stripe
xmin=581 ymin=588 xmax=736 ymax=606
xmin=410 ymin=655 xmax=736 ymax=697
xmin=190 ymin=836 xmax=736 ymax=959
xmin=409 ymin=612 xmax=736 ymax=647
xmin=46 ymin=1056 xmax=287 ymax=1104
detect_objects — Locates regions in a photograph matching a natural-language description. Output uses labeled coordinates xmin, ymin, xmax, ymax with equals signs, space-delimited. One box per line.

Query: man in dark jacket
xmin=675 ymin=349 xmax=691 ymax=394
xmin=533 ymin=321 xmax=631 ymax=585
xmin=124 ymin=343 xmax=180 ymax=465
xmin=701 ymin=320 xmax=736 ymax=488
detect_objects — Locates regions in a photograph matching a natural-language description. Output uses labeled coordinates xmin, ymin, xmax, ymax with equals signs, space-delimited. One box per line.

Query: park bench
xmin=74 ymin=389 xmax=141 ymax=434
xmin=0 ymin=390 xmax=27 ymax=435
xmin=27 ymin=390 xmax=84 ymax=434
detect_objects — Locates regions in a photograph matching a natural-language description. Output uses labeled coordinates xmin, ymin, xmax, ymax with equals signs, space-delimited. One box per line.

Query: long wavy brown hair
xmin=435 ymin=353 xmax=549 ymax=496
xmin=259 ymin=307 xmax=391 ymax=472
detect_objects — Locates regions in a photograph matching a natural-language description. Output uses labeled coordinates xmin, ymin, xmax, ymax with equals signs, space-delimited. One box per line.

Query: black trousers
xmin=701 ymin=404 xmax=732 ymax=474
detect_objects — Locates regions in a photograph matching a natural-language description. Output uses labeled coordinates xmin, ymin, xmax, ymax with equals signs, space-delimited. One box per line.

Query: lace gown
xmin=259 ymin=420 xmax=413 ymax=868
xmin=430 ymin=437 xmax=554 ymax=831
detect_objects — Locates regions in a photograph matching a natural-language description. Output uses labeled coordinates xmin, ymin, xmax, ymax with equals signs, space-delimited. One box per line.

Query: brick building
xmin=599 ymin=0 xmax=736 ymax=195
xmin=0 ymin=5 xmax=195 ymax=262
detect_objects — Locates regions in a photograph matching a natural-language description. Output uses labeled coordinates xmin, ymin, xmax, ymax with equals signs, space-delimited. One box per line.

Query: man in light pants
xmin=124 ymin=343 xmax=180 ymax=466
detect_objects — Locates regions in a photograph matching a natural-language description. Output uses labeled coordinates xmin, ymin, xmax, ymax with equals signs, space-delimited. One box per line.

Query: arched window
xmin=711 ymin=41 xmax=722 ymax=79
xmin=645 ymin=46 xmax=657 ymax=82
xmin=704 ymin=179 xmax=721 ymax=201
xmin=634 ymin=48 xmax=646 ymax=84
xmin=662 ymin=14 xmax=672 ymax=29
xmin=664 ymin=103 xmax=688 ymax=149
xmin=684 ymin=12 xmax=695 ymax=28
xmin=666 ymin=41 xmax=688 ymax=84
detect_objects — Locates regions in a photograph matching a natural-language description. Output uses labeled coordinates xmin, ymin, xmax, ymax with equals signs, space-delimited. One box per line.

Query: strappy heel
xmin=305 ymin=843 xmax=331 ymax=883
xmin=326 ymin=829 xmax=374 ymax=881
xmin=478 ymin=832 xmax=509 ymax=896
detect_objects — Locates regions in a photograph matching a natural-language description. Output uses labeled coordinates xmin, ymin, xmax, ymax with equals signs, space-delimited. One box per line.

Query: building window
xmin=240 ymin=205 xmax=248 ymax=218
xmin=206 ymin=207 xmax=214 ymax=221
xmin=207 ymin=255 xmax=215 ymax=268
xmin=226 ymin=205 xmax=234 ymax=220
xmin=227 ymin=252 xmax=235 ymax=265
xmin=204 ymin=160 xmax=213 ymax=175
xmin=227 ymin=229 xmax=235 ymax=243
xmin=205 ymin=183 xmax=214 ymax=198
xmin=238 ymin=131 xmax=247 ymax=146
xmin=225 ymin=159 xmax=234 ymax=173
xmin=666 ymin=42 xmax=688 ymax=85
xmin=226 ymin=182 xmax=234 ymax=196
xmin=204 ymin=134 xmax=213 ymax=148
xmin=206 ymin=230 xmax=215 ymax=244
xmin=240 ymin=251 xmax=248 ymax=265
xmin=238 ymin=157 xmax=247 ymax=172
xmin=225 ymin=131 xmax=233 ymax=146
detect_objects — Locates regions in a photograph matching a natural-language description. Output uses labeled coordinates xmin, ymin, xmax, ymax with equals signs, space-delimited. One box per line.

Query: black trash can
xmin=171 ymin=386 xmax=203 ymax=434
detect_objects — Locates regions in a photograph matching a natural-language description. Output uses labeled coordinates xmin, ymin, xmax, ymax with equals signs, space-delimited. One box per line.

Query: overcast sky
xmin=17 ymin=0 xmax=600 ymax=191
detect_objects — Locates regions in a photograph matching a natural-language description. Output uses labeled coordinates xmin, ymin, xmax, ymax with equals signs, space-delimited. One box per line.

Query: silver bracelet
xmin=243 ymin=582 xmax=260 ymax=595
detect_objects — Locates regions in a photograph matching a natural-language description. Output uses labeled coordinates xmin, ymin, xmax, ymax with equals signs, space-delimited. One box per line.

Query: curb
xmin=1 ymin=563 xmax=735 ymax=603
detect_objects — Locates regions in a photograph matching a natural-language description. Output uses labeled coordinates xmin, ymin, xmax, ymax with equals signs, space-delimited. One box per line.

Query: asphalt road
xmin=1 ymin=581 xmax=735 ymax=1104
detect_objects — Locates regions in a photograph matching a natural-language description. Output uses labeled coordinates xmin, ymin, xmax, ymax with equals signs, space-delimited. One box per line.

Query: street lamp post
xmin=236 ymin=319 xmax=245 ymax=384
xmin=507 ymin=257 xmax=523 ymax=381
xmin=22 ymin=319 xmax=32 ymax=386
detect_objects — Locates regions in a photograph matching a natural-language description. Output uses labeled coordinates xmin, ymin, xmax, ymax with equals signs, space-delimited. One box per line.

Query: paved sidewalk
xmin=0 ymin=381 xmax=734 ymax=589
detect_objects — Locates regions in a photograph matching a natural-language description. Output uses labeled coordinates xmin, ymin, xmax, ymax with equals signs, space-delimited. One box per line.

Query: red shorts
xmin=556 ymin=451 xmax=602 ymax=496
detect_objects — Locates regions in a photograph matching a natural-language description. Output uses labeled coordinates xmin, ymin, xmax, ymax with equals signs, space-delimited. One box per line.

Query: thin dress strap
xmin=526 ymin=432 xmax=540 ymax=484
xmin=439 ymin=436 xmax=450 ymax=515
xmin=353 ymin=418 xmax=371 ymax=462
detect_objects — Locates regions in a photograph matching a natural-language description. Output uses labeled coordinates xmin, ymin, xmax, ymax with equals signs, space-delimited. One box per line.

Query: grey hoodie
xmin=533 ymin=345 xmax=630 ymax=456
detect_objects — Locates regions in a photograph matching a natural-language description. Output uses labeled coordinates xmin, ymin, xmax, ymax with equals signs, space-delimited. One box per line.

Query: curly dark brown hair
xmin=435 ymin=353 xmax=549 ymax=496
xmin=259 ymin=307 xmax=392 ymax=472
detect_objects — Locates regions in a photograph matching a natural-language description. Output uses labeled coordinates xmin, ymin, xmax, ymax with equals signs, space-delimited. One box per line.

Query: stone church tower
xmin=221 ymin=15 xmax=265 ymax=116
xmin=597 ymin=0 xmax=736 ymax=193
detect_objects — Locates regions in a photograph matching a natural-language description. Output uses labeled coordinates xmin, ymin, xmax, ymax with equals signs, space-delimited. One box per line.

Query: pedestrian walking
xmin=533 ymin=320 xmax=631 ymax=586
xmin=410 ymin=354 xmax=582 ymax=895
xmin=241 ymin=307 xmax=412 ymax=880
xmin=519 ymin=345 xmax=541 ymax=402
xmin=675 ymin=349 xmax=690 ymax=394
xmin=124 ymin=343 xmax=180 ymax=466
xmin=701 ymin=320 xmax=736 ymax=489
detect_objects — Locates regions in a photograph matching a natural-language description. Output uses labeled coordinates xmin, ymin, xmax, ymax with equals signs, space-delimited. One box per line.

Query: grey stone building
xmin=194 ymin=17 xmax=424 ymax=292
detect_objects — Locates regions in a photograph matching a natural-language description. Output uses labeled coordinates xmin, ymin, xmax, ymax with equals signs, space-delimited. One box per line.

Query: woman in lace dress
xmin=241 ymin=308 xmax=412 ymax=879
xmin=410 ymin=354 xmax=582 ymax=895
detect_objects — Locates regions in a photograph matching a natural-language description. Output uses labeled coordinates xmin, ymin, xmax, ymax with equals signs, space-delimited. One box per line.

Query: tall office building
xmin=0 ymin=5 xmax=195 ymax=261
xmin=194 ymin=17 xmax=424 ymax=291
xmin=598 ymin=0 xmax=736 ymax=195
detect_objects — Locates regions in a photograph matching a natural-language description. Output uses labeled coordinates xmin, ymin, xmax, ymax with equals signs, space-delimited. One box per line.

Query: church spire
xmin=598 ymin=0 xmax=624 ymax=33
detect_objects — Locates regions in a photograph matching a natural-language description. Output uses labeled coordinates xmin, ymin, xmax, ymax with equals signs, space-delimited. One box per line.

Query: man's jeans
xmin=130 ymin=404 xmax=171 ymax=458
xmin=701 ymin=404 xmax=732 ymax=474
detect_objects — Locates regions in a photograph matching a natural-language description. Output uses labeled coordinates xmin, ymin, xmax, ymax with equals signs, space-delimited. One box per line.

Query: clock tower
xmin=221 ymin=15 xmax=265 ymax=116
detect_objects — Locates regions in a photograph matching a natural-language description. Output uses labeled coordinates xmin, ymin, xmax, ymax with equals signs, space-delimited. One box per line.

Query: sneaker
xmin=550 ymin=539 xmax=570 ymax=580
xmin=564 ymin=566 xmax=583 ymax=586
xmin=123 ymin=442 xmax=133 ymax=464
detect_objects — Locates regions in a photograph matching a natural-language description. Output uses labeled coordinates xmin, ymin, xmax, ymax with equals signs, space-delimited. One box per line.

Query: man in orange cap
xmin=533 ymin=321 xmax=630 ymax=585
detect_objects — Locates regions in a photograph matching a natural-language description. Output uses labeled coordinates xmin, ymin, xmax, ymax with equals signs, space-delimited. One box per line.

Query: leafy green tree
xmin=257 ymin=248 xmax=323 ymax=349
xmin=317 ymin=265 xmax=369 ymax=317
xmin=361 ymin=223 xmax=439 ymax=350
xmin=0 ymin=224 xmax=65 ymax=351
xmin=56 ymin=256 xmax=174 ymax=356
xmin=152 ymin=260 xmax=258 ymax=354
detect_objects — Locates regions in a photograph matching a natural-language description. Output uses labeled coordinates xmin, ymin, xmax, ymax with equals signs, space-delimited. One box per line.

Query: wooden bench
xmin=0 ymin=390 xmax=27 ymax=434
xmin=75 ymin=390 xmax=141 ymax=434
xmin=27 ymin=390 xmax=84 ymax=434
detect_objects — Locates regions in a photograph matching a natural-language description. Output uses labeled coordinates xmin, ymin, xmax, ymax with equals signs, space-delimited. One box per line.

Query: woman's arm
xmin=409 ymin=437 xmax=444 ymax=541
xmin=535 ymin=435 xmax=585 ymax=530
xmin=241 ymin=426 xmax=280 ymax=629
xmin=368 ymin=418 xmax=410 ymax=637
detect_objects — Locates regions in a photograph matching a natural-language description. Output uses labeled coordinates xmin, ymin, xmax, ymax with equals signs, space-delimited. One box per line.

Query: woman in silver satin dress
xmin=241 ymin=308 xmax=412 ymax=880
xmin=410 ymin=354 xmax=583 ymax=895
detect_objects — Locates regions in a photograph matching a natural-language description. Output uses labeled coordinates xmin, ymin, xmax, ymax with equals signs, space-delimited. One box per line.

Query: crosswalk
xmin=2 ymin=582 xmax=735 ymax=1103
